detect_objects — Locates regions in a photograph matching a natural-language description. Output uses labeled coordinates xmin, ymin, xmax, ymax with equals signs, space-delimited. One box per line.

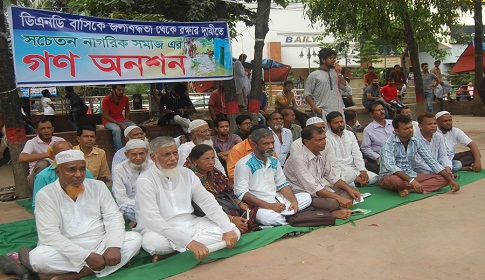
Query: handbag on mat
xmin=286 ymin=207 xmax=336 ymax=227
xmin=192 ymin=193 xmax=242 ymax=217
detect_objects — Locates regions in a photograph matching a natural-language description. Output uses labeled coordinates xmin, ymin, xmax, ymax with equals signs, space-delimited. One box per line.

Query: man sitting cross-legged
xmin=30 ymin=150 xmax=142 ymax=279
xmin=379 ymin=115 xmax=460 ymax=196
xmin=112 ymin=139 xmax=152 ymax=227
xmin=284 ymin=125 xmax=359 ymax=219
xmin=233 ymin=127 xmax=311 ymax=226
xmin=135 ymin=137 xmax=240 ymax=262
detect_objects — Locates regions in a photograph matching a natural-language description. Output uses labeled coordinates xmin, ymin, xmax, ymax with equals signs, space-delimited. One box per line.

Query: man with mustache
xmin=267 ymin=112 xmax=292 ymax=166
xmin=177 ymin=119 xmax=226 ymax=175
xmin=30 ymin=150 xmax=142 ymax=279
xmin=234 ymin=127 xmax=311 ymax=226
xmin=326 ymin=111 xmax=378 ymax=187
xmin=135 ymin=136 xmax=240 ymax=262
xmin=112 ymin=139 xmax=152 ymax=227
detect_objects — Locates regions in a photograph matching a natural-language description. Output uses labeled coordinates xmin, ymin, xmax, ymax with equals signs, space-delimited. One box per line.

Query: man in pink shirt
xmin=102 ymin=84 xmax=135 ymax=152
xmin=19 ymin=119 xmax=65 ymax=192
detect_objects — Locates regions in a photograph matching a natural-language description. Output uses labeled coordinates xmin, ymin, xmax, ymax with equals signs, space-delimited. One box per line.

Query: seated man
xmin=361 ymin=103 xmax=394 ymax=174
xmin=101 ymin=84 xmax=135 ymax=152
xmin=233 ymin=127 xmax=311 ymax=226
xmin=19 ymin=119 xmax=65 ymax=191
xmin=112 ymin=139 xmax=152 ymax=225
xmin=178 ymin=119 xmax=226 ymax=175
xmin=344 ymin=109 xmax=359 ymax=143
xmin=111 ymin=125 xmax=147 ymax=170
xmin=326 ymin=112 xmax=378 ymax=186
xmin=159 ymin=82 xmax=194 ymax=133
xmin=135 ymin=137 xmax=239 ymax=261
xmin=30 ymin=150 xmax=142 ymax=279
xmin=380 ymin=78 xmax=404 ymax=110
xmin=74 ymin=125 xmax=111 ymax=184
xmin=233 ymin=114 xmax=252 ymax=140
xmin=267 ymin=112 xmax=292 ymax=166
xmin=32 ymin=141 xmax=94 ymax=208
xmin=396 ymin=106 xmax=419 ymax=134
xmin=274 ymin=80 xmax=308 ymax=127
xmin=414 ymin=112 xmax=453 ymax=174
xmin=436 ymin=111 xmax=482 ymax=172
xmin=212 ymin=117 xmax=242 ymax=170
xmin=284 ymin=126 xmax=360 ymax=218
xmin=281 ymin=107 xmax=302 ymax=141
xmin=208 ymin=81 xmax=226 ymax=121
xmin=379 ymin=115 xmax=460 ymax=196
xmin=362 ymin=78 xmax=390 ymax=119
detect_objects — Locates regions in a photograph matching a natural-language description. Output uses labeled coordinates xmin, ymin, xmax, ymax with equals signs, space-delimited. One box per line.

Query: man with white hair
xmin=436 ymin=111 xmax=482 ymax=172
xmin=135 ymin=136 xmax=240 ymax=262
xmin=30 ymin=150 xmax=142 ymax=279
xmin=112 ymin=139 xmax=152 ymax=226
xmin=267 ymin=112 xmax=292 ymax=166
xmin=111 ymin=125 xmax=147 ymax=170
xmin=177 ymin=119 xmax=226 ymax=175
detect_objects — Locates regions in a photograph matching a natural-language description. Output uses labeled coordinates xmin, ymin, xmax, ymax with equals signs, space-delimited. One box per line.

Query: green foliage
xmin=354 ymin=38 xmax=381 ymax=67
xmin=125 ymin=83 xmax=149 ymax=96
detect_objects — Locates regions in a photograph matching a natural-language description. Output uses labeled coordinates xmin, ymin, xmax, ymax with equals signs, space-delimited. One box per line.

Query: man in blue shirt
xmin=379 ymin=115 xmax=459 ymax=197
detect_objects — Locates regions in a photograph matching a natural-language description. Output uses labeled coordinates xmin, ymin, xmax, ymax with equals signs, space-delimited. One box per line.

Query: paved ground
xmin=1 ymin=115 xmax=485 ymax=279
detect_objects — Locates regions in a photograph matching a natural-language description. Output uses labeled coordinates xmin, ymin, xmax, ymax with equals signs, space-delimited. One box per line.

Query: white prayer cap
xmin=306 ymin=117 xmax=325 ymax=126
xmin=124 ymin=125 xmax=141 ymax=138
xmin=188 ymin=119 xmax=208 ymax=133
xmin=55 ymin=150 xmax=85 ymax=165
xmin=435 ymin=111 xmax=451 ymax=119
xmin=125 ymin=139 xmax=148 ymax=151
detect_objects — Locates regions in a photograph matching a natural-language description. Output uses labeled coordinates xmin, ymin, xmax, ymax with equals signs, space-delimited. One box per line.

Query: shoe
xmin=283 ymin=231 xmax=305 ymax=238
xmin=0 ymin=254 xmax=29 ymax=276
xmin=18 ymin=247 xmax=33 ymax=272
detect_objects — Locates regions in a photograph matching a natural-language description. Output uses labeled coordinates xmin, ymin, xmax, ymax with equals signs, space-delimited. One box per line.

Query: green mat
xmin=5 ymin=170 xmax=485 ymax=279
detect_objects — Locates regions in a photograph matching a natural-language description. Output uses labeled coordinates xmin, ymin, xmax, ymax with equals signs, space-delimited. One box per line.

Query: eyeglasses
xmin=197 ymin=129 xmax=212 ymax=134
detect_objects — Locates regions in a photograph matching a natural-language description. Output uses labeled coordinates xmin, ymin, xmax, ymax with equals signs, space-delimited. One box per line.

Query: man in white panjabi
xmin=30 ymin=150 xmax=142 ymax=279
xmin=135 ymin=136 xmax=240 ymax=262
xmin=112 ymin=139 xmax=152 ymax=226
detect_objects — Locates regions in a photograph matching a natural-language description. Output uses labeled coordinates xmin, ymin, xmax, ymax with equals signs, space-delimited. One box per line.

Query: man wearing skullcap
xmin=111 ymin=125 xmax=148 ymax=170
xmin=436 ymin=111 xmax=482 ymax=172
xmin=112 ymin=139 xmax=152 ymax=226
xmin=177 ymin=119 xmax=226 ymax=175
xmin=29 ymin=150 xmax=142 ymax=279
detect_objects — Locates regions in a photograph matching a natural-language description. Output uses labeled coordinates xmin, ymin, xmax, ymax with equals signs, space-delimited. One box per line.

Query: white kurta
xmin=135 ymin=165 xmax=237 ymax=253
xmin=178 ymin=141 xmax=227 ymax=176
xmin=31 ymin=179 xmax=141 ymax=277
xmin=112 ymin=159 xmax=153 ymax=209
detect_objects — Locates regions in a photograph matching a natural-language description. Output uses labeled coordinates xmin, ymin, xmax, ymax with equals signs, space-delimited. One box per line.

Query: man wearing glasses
xmin=177 ymin=119 xmax=226 ymax=175
xmin=233 ymin=115 xmax=252 ymax=140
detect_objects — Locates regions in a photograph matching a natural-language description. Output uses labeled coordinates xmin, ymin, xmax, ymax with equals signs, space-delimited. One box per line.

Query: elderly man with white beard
xmin=112 ymin=139 xmax=152 ymax=227
xmin=135 ymin=136 xmax=240 ymax=262
xmin=177 ymin=119 xmax=226 ymax=175
xmin=111 ymin=125 xmax=148 ymax=170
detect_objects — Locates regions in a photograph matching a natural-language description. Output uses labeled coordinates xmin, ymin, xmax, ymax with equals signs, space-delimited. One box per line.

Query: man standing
xmin=363 ymin=66 xmax=379 ymax=87
xmin=178 ymin=119 xmax=226 ymax=175
xmin=111 ymin=125 xmax=147 ymax=170
xmin=379 ymin=115 xmax=459 ymax=196
xmin=102 ymin=84 xmax=135 ymax=152
xmin=112 ymin=139 xmax=152 ymax=226
xmin=19 ymin=119 xmax=65 ymax=191
xmin=421 ymin=63 xmax=438 ymax=113
xmin=233 ymin=127 xmax=311 ymax=226
xmin=208 ymin=81 xmax=226 ymax=121
xmin=212 ymin=117 xmax=242 ymax=169
xmin=361 ymin=103 xmax=394 ymax=174
xmin=233 ymin=115 xmax=252 ymax=140
xmin=267 ymin=112 xmax=292 ymax=166
xmin=74 ymin=125 xmax=111 ymax=184
xmin=64 ymin=86 xmax=83 ymax=131
xmin=275 ymin=80 xmax=308 ymax=127
xmin=159 ymin=83 xmax=194 ymax=133
xmin=430 ymin=60 xmax=442 ymax=83
xmin=234 ymin=54 xmax=250 ymax=109
xmin=281 ymin=108 xmax=302 ymax=141
xmin=135 ymin=137 xmax=239 ymax=261
xmin=325 ymin=112 xmax=378 ymax=186
xmin=304 ymin=48 xmax=351 ymax=119
xmin=362 ymin=78 xmax=390 ymax=119
xmin=284 ymin=125 xmax=359 ymax=216
xmin=30 ymin=150 xmax=142 ymax=279
xmin=436 ymin=111 xmax=482 ymax=172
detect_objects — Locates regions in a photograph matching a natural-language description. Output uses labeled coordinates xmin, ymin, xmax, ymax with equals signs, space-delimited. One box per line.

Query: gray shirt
xmin=362 ymin=85 xmax=381 ymax=105
xmin=422 ymin=72 xmax=437 ymax=92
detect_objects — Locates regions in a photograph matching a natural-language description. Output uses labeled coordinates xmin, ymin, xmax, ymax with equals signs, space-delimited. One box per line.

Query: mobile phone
xmin=351 ymin=210 xmax=364 ymax=215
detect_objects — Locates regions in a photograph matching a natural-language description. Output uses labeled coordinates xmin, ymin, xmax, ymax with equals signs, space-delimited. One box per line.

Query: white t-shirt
xmin=440 ymin=127 xmax=472 ymax=160
xmin=41 ymin=97 xmax=55 ymax=115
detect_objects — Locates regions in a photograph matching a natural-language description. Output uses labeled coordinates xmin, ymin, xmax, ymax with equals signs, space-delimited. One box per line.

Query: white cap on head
xmin=124 ymin=125 xmax=141 ymax=138
xmin=435 ymin=111 xmax=450 ymax=119
xmin=125 ymin=139 xmax=148 ymax=151
xmin=306 ymin=117 xmax=325 ymax=126
xmin=55 ymin=150 xmax=85 ymax=165
xmin=188 ymin=119 xmax=207 ymax=133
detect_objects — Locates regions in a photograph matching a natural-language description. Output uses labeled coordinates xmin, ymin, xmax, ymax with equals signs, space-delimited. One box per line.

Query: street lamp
xmin=299 ymin=47 xmax=318 ymax=76
xmin=377 ymin=45 xmax=394 ymax=80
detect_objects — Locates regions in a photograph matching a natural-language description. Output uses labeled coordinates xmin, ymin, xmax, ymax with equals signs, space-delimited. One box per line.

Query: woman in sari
xmin=185 ymin=144 xmax=258 ymax=233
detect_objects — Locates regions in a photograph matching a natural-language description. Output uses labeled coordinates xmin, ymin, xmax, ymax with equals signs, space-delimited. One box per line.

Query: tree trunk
xmin=402 ymin=5 xmax=425 ymax=112
xmin=474 ymin=0 xmax=485 ymax=111
xmin=0 ymin=1 xmax=30 ymax=198
xmin=248 ymin=0 xmax=271 ymax=124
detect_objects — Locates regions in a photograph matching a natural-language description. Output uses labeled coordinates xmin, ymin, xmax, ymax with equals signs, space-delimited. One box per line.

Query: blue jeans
xmin=105 ymin=121 xmax=135 ymax=152
xmin=424 ymin=91 xmax=434 ymax=113
xmin=452 ymin=160 xmax=462 ymax=173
